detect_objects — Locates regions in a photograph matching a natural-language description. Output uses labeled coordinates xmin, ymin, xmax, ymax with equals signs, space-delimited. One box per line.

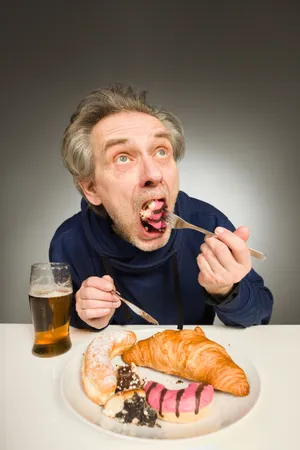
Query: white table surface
xmin=2 ymin=323 xmax=300 ymax=450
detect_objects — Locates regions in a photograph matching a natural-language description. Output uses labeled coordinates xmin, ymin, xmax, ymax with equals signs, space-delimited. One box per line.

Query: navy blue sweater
xmin=49 ymin=191 xmax=273 ymax=329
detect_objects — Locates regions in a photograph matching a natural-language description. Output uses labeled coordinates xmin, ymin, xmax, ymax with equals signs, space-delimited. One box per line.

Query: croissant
xmin=122 ymin=327 xmax=249 ymax=396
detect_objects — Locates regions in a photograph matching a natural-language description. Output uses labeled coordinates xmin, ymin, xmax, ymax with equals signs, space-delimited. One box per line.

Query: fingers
xmin=233 ymin=226 xmax=250 ymax=242
xmin=197 ymin=226 xmax=252 ymax=295
xmin=79 ymin=286 xmax=117 ymax=302
xmin=200 ymin=240 xmax=235 ymax=274
xmin=80 ymin=298 xmax=121 ymax=310
xmin=83 ymin=275 xmax=115 ymax=292
xmin=214 ymin=226 xmax=251 ymax=268
xmin=76 ymin=297 xmax=121 ymax=321
xmin=202 ymin=237 xmax=240 ymax=273
xmin=76 ymin=276 xmax=121 ymax=323
xmin=197 ymin=253 xmax=215 ymax=280
xmin=79 ymin=306 xmax=112 ymax=321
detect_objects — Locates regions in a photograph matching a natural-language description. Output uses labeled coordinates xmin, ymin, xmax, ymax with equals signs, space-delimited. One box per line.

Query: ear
xmin=78 ymin=179 xmax=102 ymax=206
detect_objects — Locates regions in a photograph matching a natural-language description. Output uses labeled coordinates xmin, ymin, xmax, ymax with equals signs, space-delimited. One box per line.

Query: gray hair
xmin=61 ymin=84 xmax=185 ymax=214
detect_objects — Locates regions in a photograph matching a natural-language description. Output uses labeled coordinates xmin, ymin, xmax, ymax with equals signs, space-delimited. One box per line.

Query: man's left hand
xmin=197 ymin=226 xmax=252 ymax=297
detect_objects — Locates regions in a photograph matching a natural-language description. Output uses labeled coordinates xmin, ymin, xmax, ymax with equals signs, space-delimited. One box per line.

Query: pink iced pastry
xmin=140 ymin=199 xmax=166 ymax=230
xmin=145 ymin=380 xmax=214 ymax=423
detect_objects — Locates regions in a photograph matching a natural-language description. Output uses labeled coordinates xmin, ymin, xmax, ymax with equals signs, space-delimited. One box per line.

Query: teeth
xmin=145 ymin=226 xmax=149 ymax=232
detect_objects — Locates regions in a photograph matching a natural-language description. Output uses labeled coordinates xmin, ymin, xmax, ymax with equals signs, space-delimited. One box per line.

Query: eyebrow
xmin=153 ymin=131 xmax=171 ymax=140
xmin=103 ymin=138 xmax=129 ymax=152
xmin=103 ymin=131 xmax=172 ymax=153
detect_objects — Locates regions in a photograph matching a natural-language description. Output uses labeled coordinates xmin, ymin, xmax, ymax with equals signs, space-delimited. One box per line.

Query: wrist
xmin=204 ymin=284 xmax=234 ymax=297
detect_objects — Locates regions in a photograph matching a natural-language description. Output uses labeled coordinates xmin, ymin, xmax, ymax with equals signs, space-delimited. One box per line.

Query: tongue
xmin=148 ymin=211 xmax=164 ymax=221
xmin=148 ymin=200 xmax=164 ymax=212
xmin=147 ymin=219 xmax=165 ymax=230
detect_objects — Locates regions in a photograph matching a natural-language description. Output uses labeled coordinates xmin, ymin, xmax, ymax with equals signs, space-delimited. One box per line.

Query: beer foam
xmin=29 ymin=285 xmax=72 ymax=297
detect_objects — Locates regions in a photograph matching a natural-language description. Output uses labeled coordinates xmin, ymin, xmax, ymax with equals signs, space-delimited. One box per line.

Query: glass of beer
xmin=29 ymin=262 xmax=73 ymax=357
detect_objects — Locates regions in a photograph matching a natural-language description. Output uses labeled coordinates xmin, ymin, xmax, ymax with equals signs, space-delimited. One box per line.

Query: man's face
xmin=83 ymin=111 xmax=179 ymax=251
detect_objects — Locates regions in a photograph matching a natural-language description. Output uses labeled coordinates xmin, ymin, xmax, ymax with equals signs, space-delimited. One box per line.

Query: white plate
xmin=60 ymin=327 xmax=261 ymax=441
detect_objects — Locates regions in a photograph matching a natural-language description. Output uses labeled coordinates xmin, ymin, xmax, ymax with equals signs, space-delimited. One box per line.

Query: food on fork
xmin=140 ymin=199 xmax=167 ymax=233
xmin=103 ymin=389 xmax=158 ymax=427
xmin=122 ymin=327 xmax=250 ymax=397
xmin=81 ymin=330 xmax=136 ymax=405
xmin=144 ymin=380 xmax=214 ymax=423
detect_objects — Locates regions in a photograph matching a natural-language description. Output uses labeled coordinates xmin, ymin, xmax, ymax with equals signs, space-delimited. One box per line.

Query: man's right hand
xmin=75 ymin=275 xmax=121 ymax=329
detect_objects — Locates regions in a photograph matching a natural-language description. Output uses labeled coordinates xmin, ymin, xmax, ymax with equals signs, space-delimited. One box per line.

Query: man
xmin=49 ymin=84 xmax=273 ymax=330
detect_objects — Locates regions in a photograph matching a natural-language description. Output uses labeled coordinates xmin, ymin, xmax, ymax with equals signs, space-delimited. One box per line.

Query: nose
xmin=139 ymin=155 xmax=163 ymax=188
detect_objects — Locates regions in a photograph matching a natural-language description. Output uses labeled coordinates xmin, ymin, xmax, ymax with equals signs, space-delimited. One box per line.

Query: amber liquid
xmin=29 ymin=290 xmax=72 ymax=357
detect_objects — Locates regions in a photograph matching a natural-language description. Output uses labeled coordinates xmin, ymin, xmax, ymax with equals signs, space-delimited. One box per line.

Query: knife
xmin=112 ymin=290 xmax=159 ymax=325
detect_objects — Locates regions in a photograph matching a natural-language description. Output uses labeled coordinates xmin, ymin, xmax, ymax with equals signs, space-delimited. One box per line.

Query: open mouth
xmin=139 ymin=198 xmax=168 ymax=234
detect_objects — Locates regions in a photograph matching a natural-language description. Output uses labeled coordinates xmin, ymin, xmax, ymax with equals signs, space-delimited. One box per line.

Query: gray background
xmin=1 ymin=1 xmax=299 ymax=324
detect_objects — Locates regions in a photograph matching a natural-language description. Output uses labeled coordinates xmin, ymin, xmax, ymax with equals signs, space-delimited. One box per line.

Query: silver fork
xmin=165 ymin=211 xmax=266 ymax=261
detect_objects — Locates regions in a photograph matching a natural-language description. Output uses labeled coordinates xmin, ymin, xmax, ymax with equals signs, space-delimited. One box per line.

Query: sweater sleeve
xmin=205 ymin=269 xmax=274 ymax=327
xmin=49 ymin=229 xmax=103 ymax=331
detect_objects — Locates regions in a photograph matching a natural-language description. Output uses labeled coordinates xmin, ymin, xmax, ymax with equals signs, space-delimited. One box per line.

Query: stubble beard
xmin=111 ymin=217 xmax=172 ymax=251
xmin=103 ymin=188 xmax=178 ymax=252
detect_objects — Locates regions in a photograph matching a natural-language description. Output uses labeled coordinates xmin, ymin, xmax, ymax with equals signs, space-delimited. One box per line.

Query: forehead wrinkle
xmin=91 ymin=113 xmax=171 ymax=159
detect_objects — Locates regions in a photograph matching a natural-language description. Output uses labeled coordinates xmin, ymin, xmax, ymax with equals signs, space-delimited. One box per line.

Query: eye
xmin=156 ymin=148 xmax=167 ymax=158
xmin=116 ymin=154 xmax=130 ymax=164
